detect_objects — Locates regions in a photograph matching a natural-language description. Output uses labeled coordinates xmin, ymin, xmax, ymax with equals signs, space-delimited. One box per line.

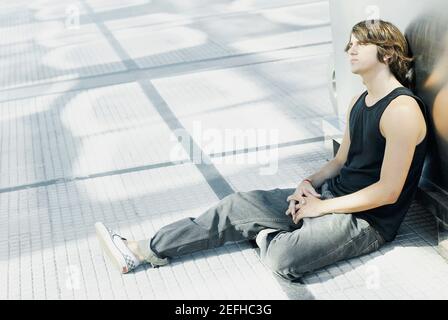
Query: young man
xmin=95 ymin=20 xmax=428 ymax=281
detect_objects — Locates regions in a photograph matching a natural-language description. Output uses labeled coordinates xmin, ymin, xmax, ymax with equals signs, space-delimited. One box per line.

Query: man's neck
xmin=361 ymin=67 xmax=403 ymax=100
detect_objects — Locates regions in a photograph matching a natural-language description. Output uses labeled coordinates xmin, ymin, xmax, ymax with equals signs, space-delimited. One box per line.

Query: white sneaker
xmin=95 ymin=222 xmax=141 ymax=274
xmin=255 ymin=228 xmax=279 ymax=248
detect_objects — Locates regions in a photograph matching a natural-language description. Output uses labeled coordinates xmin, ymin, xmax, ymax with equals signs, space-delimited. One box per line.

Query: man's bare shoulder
xmin=385 ymin=95 xmax=424 ymax=119
xmin=380 ymin=95 xmax=426 ymax=142
xmin=389 ymin=94 xmax=420 ymax=107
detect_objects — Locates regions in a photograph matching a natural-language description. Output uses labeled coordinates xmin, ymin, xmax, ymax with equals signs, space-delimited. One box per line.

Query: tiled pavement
xmin=1 ymin=0 xmax=448 ymax=300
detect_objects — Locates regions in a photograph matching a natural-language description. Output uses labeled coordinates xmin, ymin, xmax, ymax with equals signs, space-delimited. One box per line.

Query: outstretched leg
xmin=143 ymin=188 xmax=298 ymax=259
xmin=96 ymin=187 xmax=299 ymax=273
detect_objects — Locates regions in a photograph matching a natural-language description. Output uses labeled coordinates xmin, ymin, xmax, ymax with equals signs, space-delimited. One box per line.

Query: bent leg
xmin=146 ymin=188 xmax=299 ymax=258
xmin=261 ymin=213 xmax=386 ymax=281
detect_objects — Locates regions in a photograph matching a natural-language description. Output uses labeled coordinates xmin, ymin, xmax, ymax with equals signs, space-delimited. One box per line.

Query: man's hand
xmin=287 ymin=194 xmax=325 ymax=224
xmin=285 ymin=180 xmax=322 ymax=221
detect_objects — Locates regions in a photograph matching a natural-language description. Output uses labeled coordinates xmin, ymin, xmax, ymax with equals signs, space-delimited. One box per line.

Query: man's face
xmin=347 ymin=34 xmax=380 ymax=75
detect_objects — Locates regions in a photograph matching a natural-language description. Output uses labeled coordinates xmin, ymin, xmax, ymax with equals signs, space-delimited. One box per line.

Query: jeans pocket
xmin=366 ymin=239 xmax=380 ymax=254
xmin=358 ymin=228 xmax=382 ymax=256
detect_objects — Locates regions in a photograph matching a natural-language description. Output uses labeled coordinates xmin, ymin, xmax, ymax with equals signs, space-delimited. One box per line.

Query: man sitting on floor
xmin=95 ymin=19 xmax=428 ymax=281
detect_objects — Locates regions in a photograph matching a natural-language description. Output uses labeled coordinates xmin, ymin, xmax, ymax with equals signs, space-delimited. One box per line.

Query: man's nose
xmin=348 ymin=44 xmax=358 ymax=55
xmin=348 ymin=48 xmax=358 ymax=56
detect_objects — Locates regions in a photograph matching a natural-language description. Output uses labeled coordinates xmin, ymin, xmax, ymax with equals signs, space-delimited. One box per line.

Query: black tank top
xmin=327 ymin=87 xmax=428 ymax=242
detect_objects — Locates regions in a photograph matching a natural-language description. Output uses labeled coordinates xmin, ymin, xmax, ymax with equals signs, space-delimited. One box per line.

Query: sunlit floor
xmin=1 ymin=0 xmax=448 ymax=300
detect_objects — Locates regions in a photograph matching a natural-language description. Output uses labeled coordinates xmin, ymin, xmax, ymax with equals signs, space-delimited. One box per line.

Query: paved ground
xmin=1 ymin=0 xmax=448 ymax=300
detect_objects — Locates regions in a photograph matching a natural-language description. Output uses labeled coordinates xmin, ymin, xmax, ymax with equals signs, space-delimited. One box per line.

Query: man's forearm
xmin=320 ymin=181 xmax=397 ymax=214
xmin=305 ymin=159 xmax=343 ymax=189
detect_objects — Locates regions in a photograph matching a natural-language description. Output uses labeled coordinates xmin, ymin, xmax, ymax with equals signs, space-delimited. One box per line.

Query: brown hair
xmin=345 ymin=20 xmax=414 ymax=88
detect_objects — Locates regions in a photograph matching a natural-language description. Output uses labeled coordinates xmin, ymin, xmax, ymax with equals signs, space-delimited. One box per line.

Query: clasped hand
xmin=286 ymin=181 xmax=325 ymax=224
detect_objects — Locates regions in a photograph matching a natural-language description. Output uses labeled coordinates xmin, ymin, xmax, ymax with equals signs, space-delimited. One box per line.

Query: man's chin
xmin=350 ymin=67 xmax=361 ymax=75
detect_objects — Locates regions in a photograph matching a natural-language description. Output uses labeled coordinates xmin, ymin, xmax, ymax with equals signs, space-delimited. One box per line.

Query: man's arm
xmin=305 ymin=160 xmax=343 ymax=189
xmin=319 ymin=96 xmax=425 ymax=214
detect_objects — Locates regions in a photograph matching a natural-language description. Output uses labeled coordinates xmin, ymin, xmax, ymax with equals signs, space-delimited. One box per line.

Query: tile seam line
xmin=0 ymin=135 xmax=338 ymax=194
xmin=21 ymin=0 xmax=235 ymax=200
xmin=0 ymin=42 xmax=333 ymax=101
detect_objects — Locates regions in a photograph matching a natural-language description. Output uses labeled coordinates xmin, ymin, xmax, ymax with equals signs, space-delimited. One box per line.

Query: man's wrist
xmin=319 ymin=198 xmax=333 ymax=215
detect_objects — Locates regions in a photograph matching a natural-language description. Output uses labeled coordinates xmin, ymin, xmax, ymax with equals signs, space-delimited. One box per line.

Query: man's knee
xmin=214 ymin=191 xmax=252 ymax=220
xmin=225 ymin=190 xmax=258 ymax=205
xmin=225 ymin=191 xmax=244 ymax=201
xmin=219 ymin=192 xmax=244 ymax=209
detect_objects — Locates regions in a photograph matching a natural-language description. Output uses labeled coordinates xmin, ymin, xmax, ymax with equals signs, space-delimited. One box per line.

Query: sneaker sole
xmin=95 ymin=222 xmax=129 ymax=274
xmin=255 ymin=228 xmax=279 ymax=248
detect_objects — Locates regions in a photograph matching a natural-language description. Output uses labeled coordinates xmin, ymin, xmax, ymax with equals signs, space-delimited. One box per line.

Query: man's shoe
xmin=95 ymin=222 xmax=142 ymax=274
xmin=255 ymin=228 xmax=280 ymax=248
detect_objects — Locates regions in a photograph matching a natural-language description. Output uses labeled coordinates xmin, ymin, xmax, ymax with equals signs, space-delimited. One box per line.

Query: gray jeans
xmin=141 ymin=182 xmax=386 ymax=280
